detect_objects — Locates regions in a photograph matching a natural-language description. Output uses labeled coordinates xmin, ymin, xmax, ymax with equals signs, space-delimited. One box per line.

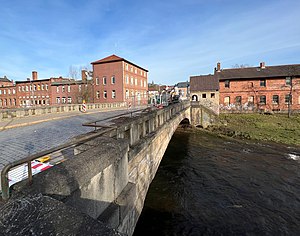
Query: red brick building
xmin=50 ymin=76 xmax=92 ymax=105
xmin=0 ymin=76 xmax=16 ymax=108
xmin=91 ymin=55 xmax=148 ymax=106
xmin=16 ymin=71 xmax=51 ymax=107
xmin=1 ymin=55 xmax=148 ymax=109
xmin=217 ymin=62 xmax=300 ymax=112
xmin=191 ymin=62 xmax=300 ymax=113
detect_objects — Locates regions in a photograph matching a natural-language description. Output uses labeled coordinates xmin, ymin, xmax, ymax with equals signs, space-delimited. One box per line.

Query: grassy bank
xmin=208 ymin=113 xmax=300 ymax=146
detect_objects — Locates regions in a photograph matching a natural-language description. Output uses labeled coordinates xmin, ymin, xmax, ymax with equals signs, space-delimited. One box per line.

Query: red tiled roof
xmin=91 ymin=54 xmax=124 ymax=64
xmin=190 ymin=74 xmax=219 ymax=91
xmin=91 ymin=54 xmax=148 ymax=72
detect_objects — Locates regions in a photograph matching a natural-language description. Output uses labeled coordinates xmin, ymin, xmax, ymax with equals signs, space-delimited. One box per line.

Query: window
xmin=37 ymin=85 xmax=40 ymax=90
xmin=62 ymin=97 xmax=66 ymax=104
xmin=112 ymin=90 xmax=116 ymax=98
xmin=202 ymin=93 xmax=206 ymax=98
xmin=225 ymin=80 xmax=230 ymax=88
xmin=111 ymin=76 xmax=115 ymax=84
xmin=272 ymin=95 xmax=279 ymax=104
xmin=0 ymin=90 xmax=2 ymax=95
xmin=96 ymin=77 xmax=99 ymax=85
xmin=260 ymin=79 xmax=266 ymax=87
xmin=286 ymin=77 xmax=291 ymax=86
xmin=68 ymin=97 xmax=72 ymax=103
xmin=62 ymin=86 xmax=65 ymax=92
xmin=125 ymin=75 xmax=129 ymax=84
xmin=96 ymin=91 xmax=100 ymax=99
xmin=41 ymin=84 xmax=44 ymax=90
xmin=135 ymin=78 xmax=137 ymax=86
xmin=68 ymin=86 xmax=71 ymax=93
xmin=235 ymin=96 xmax=242 ymax=105
xmin=103 ymin=76 xmax=107 ymax=85
xmin=56 ymin=97 xmax=60 ymax=104
xmin=131 ymin=77 xmax=133 ymax=85
xmin=3 ymin=90 xmax=6 ymax=95
xmin=125 ymin=64 xmax=128 ymax=70
xmin=103 ymin=90 xmax=107 ymax=99
xmin=248 ymin=96 xmax=254 ymax=103
xmin=259 ymin=95 xmax=266 ymax=104
xmin=248 ymin=82 xmax=253 ymax=88
xmin=125 ymin=90 xmax=129 ymax=99
xmin=224 ymin=96 xmax=230 ymax=105
xmin=79 ymin=85 xmax=81 ymax=92
xmin=211 ymin=93 xmax=215 ymax=98
xmin=45 ymin=84 xmax=48 ymax=90
xmin=26 ymin=86 xmax=29 ymax=91
xmin=56 ymin=86 xmax=59 ymax=93
xmin=285 ymin=94 xmax=292 ymax=104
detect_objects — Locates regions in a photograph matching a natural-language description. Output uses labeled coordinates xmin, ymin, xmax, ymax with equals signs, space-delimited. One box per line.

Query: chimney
xmin=81 ymin=70 xmax=87 ymax=83
xmin=32 ymin=71 xmax=38 ymax=80
xmin=260 ymin=62 xmax=265 ymax=69
xmin=215 ymin=62 xmax=221 ymax=72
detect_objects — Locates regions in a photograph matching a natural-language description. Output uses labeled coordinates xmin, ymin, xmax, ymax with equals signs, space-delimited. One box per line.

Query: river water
xmin=133 ymin=128 xmax=300 ymax=236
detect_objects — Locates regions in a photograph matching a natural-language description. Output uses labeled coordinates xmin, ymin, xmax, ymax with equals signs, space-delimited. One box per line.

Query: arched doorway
xmin=192 ymin=95 xmax=198 ymax=101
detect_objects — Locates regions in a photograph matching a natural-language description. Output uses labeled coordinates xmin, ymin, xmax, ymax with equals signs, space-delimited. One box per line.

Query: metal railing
xmin=0 ymin=106 xmax=156 ymax=201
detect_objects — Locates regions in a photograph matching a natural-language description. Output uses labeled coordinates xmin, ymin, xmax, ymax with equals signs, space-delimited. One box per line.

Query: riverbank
xmin=206 ymin=113 xmax=300 ymax=146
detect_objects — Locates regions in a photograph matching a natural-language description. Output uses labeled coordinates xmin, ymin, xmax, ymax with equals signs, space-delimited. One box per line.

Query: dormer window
xmin=225 ymin=80 xmax=230 ymax=88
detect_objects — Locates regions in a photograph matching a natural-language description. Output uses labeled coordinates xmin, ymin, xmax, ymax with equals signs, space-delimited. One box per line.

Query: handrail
xmin=0 ymin=127 xmax=115 ymax=201
xmin=0 ymin=107 xmax=150 ymax=201
xmin=1 ymin=102 xmax=190 ymax=201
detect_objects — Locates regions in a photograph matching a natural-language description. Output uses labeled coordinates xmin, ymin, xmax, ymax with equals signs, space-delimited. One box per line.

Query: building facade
xmin=190 ymin=74 xmax=220 ymax=114
xmin=91 ymin=55 xmax=148 ymax=106
xmin=190 ymin=62 xmax=300 ymax=113
xmin=0 ymin=55 xmax=148 ymax=109
xmin=216 ymin=62 xmax=300 ymax=113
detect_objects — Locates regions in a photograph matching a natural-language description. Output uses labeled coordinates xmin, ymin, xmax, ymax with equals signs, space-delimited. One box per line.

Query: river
xmin=133 ymin=128 xmax=300 ymax=235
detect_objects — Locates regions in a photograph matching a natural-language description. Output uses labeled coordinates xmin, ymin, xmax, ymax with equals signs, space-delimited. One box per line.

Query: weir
xmin=0 ymin=101 xmax=217 ymax=235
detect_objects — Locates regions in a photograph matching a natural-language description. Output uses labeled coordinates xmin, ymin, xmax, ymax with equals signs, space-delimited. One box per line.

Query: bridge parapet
xmin=1 ymin=101 xmax=191 ymax=235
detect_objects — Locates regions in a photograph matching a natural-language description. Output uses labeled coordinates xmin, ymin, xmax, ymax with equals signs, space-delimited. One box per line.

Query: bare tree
xmin=286 ymin=66 xmax=297 ymax=118
xmin=232 ymin=64 xmax=251 ymax=68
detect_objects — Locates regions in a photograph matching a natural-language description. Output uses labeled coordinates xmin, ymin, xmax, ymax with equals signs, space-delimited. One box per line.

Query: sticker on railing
xmin=8 ymin=160 xmax=53 ymax=187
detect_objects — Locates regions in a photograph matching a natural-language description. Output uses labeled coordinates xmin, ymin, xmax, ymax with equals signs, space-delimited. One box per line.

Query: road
xmin=0 ymin=108 xmax=136 ymax=171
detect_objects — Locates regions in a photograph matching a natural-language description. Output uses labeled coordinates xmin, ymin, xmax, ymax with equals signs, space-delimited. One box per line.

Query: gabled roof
xmin=0 ymin=77 xmax=11 ymax=83
xmin=216 ymin=64 xmax=300 ymax=80
xmin=190 ymin=74 xmax=219 ymax=91
xmin=175 ymin=82 xmax=189 ymax=88
xmin=91 ymin=54 xmax=148 ymax=72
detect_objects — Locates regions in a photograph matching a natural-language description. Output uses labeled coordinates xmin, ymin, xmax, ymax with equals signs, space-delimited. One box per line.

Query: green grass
xmin=216 ymin=113 xmax=300 ymax=146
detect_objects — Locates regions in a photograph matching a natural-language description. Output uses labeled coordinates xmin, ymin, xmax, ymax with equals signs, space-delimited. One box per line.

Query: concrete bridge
xmin=0 ymin=101 xmax=218 ymax=236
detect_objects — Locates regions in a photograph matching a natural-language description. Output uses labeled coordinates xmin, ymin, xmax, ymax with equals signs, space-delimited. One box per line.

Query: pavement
xmin=0 ymin=107 xmax=135 ymax=171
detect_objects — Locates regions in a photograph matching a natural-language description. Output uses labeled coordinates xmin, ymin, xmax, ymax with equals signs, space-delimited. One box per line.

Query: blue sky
xmin=1 ymin=0 xmax=300 ymax=85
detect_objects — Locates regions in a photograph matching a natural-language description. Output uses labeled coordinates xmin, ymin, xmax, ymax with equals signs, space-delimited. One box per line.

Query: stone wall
xmin=190 ymin=101 xmax=219 ymax=128
xmin=0 ymin=102 xmax=127 ymax=121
